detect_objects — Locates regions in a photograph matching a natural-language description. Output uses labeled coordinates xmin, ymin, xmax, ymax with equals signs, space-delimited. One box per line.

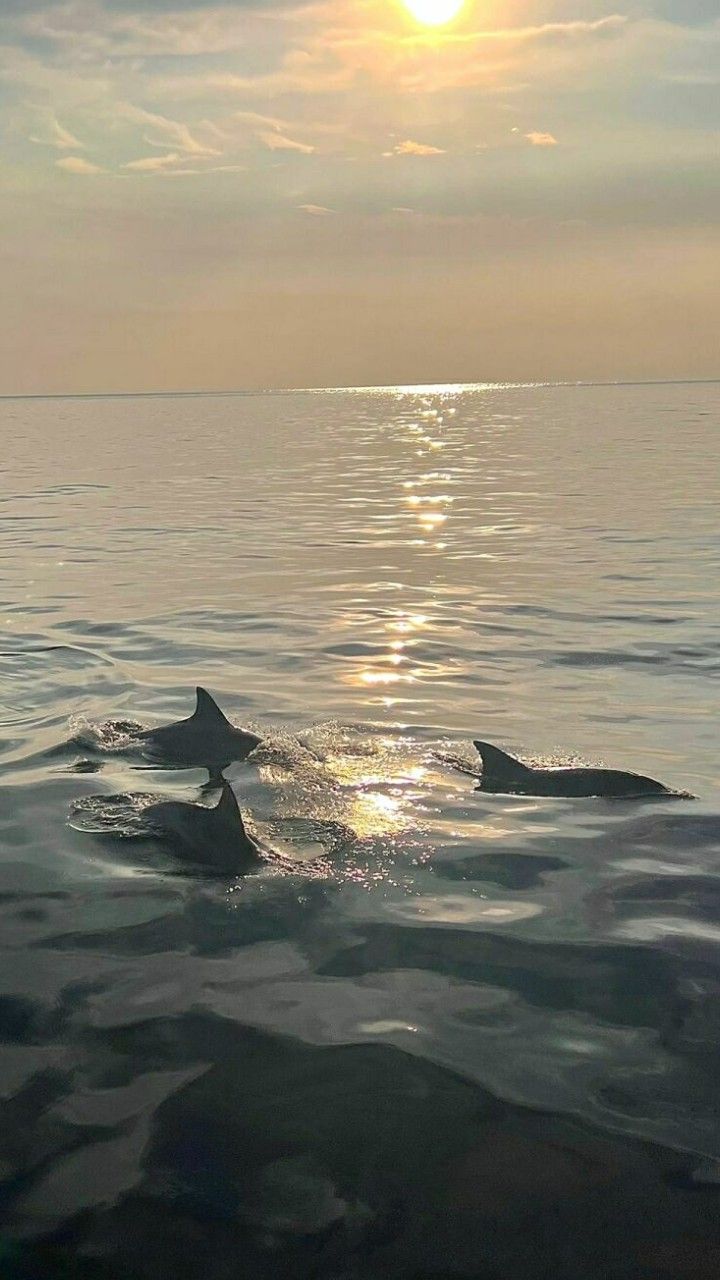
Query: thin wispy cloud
xmin=525 ymin=132 xmax=559 ymax=147
xmin=55 ymin=155 xmax=104 ymax=175
xmin=15 ymin=4 xmax=266 ymax=59
xmin=163 ymin=164 xmax=247 ymax=177
xmin=123 ymin=151 xmax=182 ymax=171
xmin=298 ymin=203 xmax=333 ymax=215
xmin=390 ymin=139 xmax=445 ymax=157
xmin=118 ymin=104 xmax=221 ymax=157
xmin=232 ymin=111 xmax=289 ymax=131
xmin=259 ymin=130 xmax=315 ymax=154
xmin=29 ymin=113 xmax=86 ymax=151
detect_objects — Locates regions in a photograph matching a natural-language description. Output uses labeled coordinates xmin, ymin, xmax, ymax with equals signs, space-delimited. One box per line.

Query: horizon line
xmin=0 ymin=376 xmax=719 ymax=402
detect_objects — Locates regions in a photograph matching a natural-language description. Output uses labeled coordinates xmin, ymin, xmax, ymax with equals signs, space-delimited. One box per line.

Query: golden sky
xmin=1 ymin=0 xmax=718 ymax=392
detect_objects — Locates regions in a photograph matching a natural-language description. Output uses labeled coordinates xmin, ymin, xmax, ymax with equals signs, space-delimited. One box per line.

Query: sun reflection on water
xmin=332 ymin=392 xmax=467 ymax=705
xmin=349 ymin=789 xmax=407 ymax=837
xmin=320 ymin=740 xmax=430 ymax=837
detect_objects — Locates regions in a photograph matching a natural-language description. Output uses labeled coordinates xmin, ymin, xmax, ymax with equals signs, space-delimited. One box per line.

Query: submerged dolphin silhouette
xmin=145 ymin=780 xmax=263 ymax=874
xmin=473 ymin=741 xmax=681 ymax=799
xmin=139 ymin=687 xmax=261 ymax=776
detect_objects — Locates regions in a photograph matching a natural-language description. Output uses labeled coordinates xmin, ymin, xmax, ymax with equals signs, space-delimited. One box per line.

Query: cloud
xmin=55 ymin=155 xmax=105 ymax=175
xmin=123 ymin=151 xmax=182 ymax=171
xmin=160 ymin=12 xmax=629 ymax=101
xmin=118 ymin=104 xmax=221 ymax=156
xmin=29 ymin=113 xmax=86 ymax=151
xmin=259 ymin=130 xmax=314 ymax=154
xmin=391 ymin=140 xmax=445 ymax=157
xmin=297 ymin=203 xmax=333 ymax=215
xmin=232 ymin=111 xmax=288 ymax=131
xmin=525 ymin=132 xmax=559 ymax=147
xmin=14 ymin=5 xmax=267 ymax=59
xmin=162 ymin=164 xmax=247 ymax=176
xmin=1 ymin=0 xmax=306 ymax=10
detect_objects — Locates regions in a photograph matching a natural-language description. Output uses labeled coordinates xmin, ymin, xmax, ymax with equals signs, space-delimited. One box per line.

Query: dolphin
xmin=144 ymin=780 xmax=263 ymax=875
xmin=138 ymin=687 xmax=261 ymax=777
xmin=473 ymin=740 xmax=683 ymax=799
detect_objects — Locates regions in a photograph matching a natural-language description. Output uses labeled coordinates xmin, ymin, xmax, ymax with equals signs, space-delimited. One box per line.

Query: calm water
xmin=1 ymin=382 xmax=719 ymax=1278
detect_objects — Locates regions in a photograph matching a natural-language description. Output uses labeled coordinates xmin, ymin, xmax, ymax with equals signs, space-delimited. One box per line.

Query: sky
xmin=1 ymin=0 xmax=718 ymax=393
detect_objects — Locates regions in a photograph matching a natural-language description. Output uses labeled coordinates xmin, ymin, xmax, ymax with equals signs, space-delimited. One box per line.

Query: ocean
xmin=1 ymin=381 xmax=719 ymax=1278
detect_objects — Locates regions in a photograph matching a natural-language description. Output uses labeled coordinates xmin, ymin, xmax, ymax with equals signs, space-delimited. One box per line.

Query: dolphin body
xmin=139 ymin=687 xmax=261 ymax=777
xmin=144 ymin=781 xmax=263 ymax=875
xmin=473 ymin=741 xmax=681 ymax=799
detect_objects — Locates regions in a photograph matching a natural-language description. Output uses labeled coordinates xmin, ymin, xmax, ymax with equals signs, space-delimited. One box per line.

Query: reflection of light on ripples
xmin=347 ymin=606 xmax=444 ymax=696
xmin=359 ymin=1020 xmax=421 ymax=1036
xmin=357 ymin=670 xmax=412 ymax=686
xmin=405 ymin=482 xmax=453 ymax=538
xmin=614 ymin=858 xmax=705 ymax=876
xmin=334 ymin=392 xmax=465 ymax=700
xmin=349 ymin=790 xmax=408 ymax=837
xmin=419 ymin=512 xmax=447 ymax=531
xmin=616 ymin=917 xmax=720 ymax=944
xmin=386 ymin=895 xmax=545 ymax=925
xmin=389 ymin=613 xmax=429 ymax=632
xmin=320 ymin=741 xmax=429 ymax=836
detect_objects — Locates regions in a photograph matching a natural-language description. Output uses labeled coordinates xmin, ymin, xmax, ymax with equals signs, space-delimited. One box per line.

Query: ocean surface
xmin=1 ymin=381 xmax=719 ymax=1279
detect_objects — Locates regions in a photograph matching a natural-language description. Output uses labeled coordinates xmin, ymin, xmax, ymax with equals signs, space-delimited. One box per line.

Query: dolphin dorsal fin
xmin=214 ymin=781 xmax=246 ymax=830
xmin=214 ymin=784 xmax=261 ymax=865
xmin=194 ymin=687 xmax=231 ymax=724
xmin=473 ymin=741 xmax=532 ymax=781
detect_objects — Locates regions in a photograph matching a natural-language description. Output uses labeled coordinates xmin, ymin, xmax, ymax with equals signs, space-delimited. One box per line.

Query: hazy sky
xmin=1 ymin=0 xmax=718 ymax=392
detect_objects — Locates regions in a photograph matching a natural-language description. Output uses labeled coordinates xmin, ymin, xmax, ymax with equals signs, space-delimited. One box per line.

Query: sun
xmin=402 ymin=0 xmax=464 ymax=26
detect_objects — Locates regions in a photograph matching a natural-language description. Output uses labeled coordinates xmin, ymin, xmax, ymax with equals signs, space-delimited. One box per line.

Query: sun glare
xmin=402 ymin=0 xmax=464 ymax=26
